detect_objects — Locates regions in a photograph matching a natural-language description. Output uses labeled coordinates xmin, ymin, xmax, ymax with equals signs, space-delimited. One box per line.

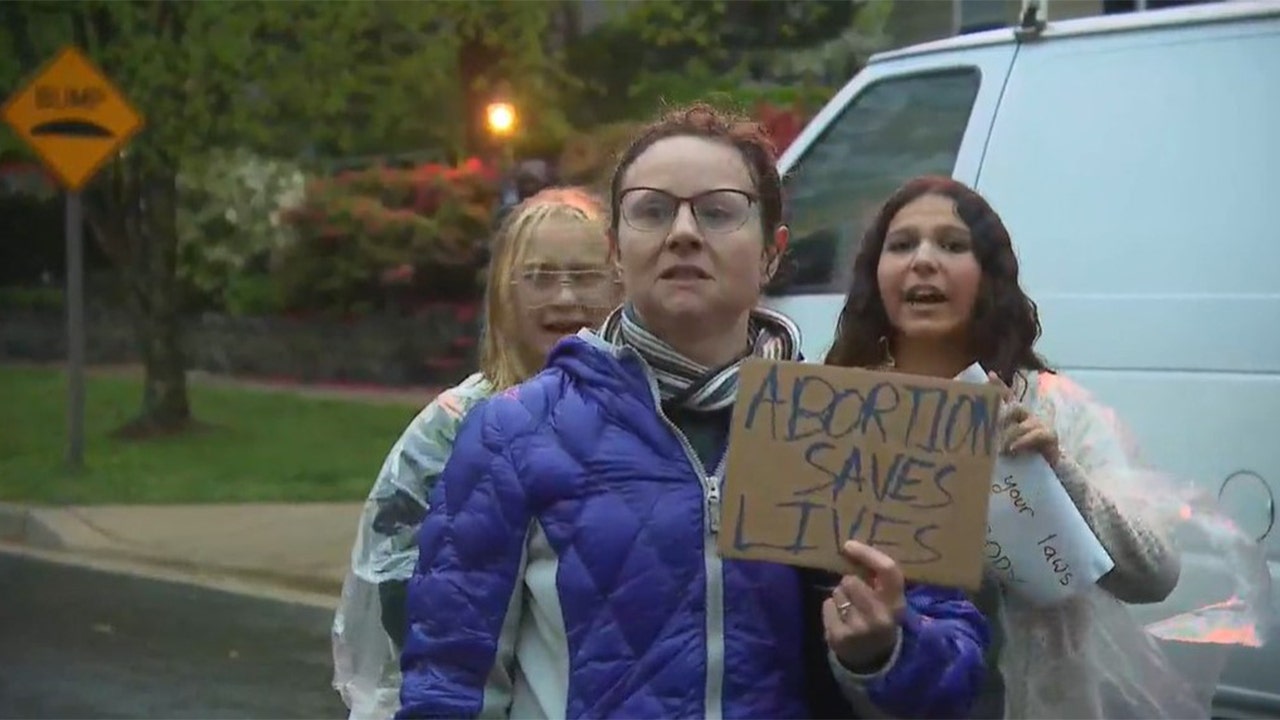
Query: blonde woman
xmin=332 ymin=187 xmax=622 ymax=720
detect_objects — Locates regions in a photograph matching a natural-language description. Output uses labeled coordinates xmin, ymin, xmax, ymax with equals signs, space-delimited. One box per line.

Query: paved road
xmin=0 ymin=552 xmax=348 ymax=719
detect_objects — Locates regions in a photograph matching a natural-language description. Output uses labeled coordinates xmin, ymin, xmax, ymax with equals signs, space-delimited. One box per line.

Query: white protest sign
xmin=956 ymin=364 xmax=1115 ymax=605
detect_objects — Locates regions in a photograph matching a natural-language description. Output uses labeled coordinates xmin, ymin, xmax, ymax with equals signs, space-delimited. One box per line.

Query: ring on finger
xmin=836 ymin=600 xmax=853 ymax=618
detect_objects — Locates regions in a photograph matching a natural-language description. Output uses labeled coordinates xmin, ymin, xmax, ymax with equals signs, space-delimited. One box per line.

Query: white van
xmin=765 ymin=1 xmax=1280 ymax=716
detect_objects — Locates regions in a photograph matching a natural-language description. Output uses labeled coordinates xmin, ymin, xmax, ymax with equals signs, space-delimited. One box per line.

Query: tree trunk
xmin=126 ymin=169 xmax=190 ymax=433
xmin=88 ymin=160 xmax=191 ymax=437
xmin=459 ymin=36 xmax=493 ymax=157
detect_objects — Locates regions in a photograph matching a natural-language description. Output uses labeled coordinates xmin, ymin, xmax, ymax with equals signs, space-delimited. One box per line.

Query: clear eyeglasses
xmin=510 ymin=267 xmax=621 ymax=308
xmin=618 ymin=187 xmax=758 ymax=234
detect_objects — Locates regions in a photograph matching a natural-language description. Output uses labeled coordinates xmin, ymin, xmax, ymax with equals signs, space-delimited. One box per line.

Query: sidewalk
xmin=0 ymin=501 xmax=362 ymax=597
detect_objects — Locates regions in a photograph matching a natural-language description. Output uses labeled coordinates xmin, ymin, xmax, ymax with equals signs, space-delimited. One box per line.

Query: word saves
xmin=731 ymin=366 xmax=997 ymax=566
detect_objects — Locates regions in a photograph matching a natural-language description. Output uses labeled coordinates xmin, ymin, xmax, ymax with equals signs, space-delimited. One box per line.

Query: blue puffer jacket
xmin=399 ymin=333 xmax=989 ymax=719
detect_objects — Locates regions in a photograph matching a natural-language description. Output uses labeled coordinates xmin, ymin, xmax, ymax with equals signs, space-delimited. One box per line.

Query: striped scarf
xmin=599 ymin=303 xmax=802 ymax=411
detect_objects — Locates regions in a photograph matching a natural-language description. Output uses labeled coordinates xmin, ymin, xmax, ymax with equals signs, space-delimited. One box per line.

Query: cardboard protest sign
xmin=718 ymin=359 xmax=1002 ymax=591
xmin=955 ymin=363 xmax=1115 ymax=605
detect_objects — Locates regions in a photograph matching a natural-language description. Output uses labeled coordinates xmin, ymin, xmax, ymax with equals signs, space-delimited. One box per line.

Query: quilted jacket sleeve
xmin=397 ymin=399 xmax=531 ymax=719
xmin=827 ymin=584 xmax=989 ymax=719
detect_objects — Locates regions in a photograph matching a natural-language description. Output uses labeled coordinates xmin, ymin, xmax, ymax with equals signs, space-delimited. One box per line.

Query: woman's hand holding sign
xmin=988 ymin=372 xmax=1061 ymax=468
xmin=823 ymin=541 xmax=908 ymax=673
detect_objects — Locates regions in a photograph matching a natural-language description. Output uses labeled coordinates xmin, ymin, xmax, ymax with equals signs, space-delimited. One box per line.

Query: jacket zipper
xmin=625 ymin=349 xmax=729 ymax=531
xmin=706 ymin=470 xmax=723 ymax=534
xmin=626 ymin=348 xmax=727 ymax=720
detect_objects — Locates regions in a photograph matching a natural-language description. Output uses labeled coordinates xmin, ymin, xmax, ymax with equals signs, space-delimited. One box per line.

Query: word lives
xmin=718 ymin=360 xmax=1001 ymax=590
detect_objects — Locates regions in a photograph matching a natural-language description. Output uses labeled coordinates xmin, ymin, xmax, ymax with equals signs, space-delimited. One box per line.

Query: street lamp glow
xmin=486 ymin=102 xmax=516 ymax=137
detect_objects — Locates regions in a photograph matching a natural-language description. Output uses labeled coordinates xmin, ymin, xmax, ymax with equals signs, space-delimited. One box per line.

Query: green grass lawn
xmin=0 ymin=366 xmax=422 ymax=505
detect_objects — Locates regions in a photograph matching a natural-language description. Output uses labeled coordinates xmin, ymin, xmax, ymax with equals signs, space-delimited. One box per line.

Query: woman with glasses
xmin=333 ymin=187 xmax=621 ymax=720
xmin=395 ymin=105 xmax=989 ymax=719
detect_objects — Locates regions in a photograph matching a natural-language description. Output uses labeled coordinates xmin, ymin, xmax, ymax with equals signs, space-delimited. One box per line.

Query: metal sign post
xmin=1 ymin=45 xmax=145 ymax=471
xmin=65 ymin=191 xmax=85 ymax=467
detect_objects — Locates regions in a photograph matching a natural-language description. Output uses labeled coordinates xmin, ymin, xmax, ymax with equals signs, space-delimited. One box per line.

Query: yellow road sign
xmin=1 ymin=45 xmax=144 ymax=192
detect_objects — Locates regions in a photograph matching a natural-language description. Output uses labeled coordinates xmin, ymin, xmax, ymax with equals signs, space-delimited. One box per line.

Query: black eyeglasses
xmin=618 ymin=187 xmax=757 ymax=234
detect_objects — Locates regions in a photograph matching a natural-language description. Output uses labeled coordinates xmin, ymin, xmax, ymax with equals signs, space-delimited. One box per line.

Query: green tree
xmin=0 ymin=0 xmax=558 ymax=434
xmin=561 ymin=0 xmax=891 ymax=128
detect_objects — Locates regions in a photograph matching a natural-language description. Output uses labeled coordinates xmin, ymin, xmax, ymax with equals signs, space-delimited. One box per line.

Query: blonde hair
xmin=479 ymin=186 xmax=610 ymax=392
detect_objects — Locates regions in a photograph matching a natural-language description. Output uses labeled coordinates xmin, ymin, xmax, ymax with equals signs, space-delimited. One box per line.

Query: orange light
xmin=486 ymin=102 xmax=516 ymax=137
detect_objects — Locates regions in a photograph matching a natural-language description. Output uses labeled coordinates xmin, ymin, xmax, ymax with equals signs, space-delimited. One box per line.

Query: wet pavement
xmin=0 ymin=552 xmax=347 ymax=719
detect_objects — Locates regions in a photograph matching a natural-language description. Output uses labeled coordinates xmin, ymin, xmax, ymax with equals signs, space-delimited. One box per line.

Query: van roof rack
xmin=874 ymin=1 xmax=1278 ymax=66
xmin=1016 ymin=0 xmax=1049 ymax=41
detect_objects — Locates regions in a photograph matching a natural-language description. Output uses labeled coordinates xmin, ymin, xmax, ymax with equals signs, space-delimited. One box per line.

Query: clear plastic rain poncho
xmin=332 ymin=372 xmax=493 ymax=720
xmin=332 ymin=364 xmax=1270 ymax=719
xmin=993 ymin=371 xmax=1272 ymax=719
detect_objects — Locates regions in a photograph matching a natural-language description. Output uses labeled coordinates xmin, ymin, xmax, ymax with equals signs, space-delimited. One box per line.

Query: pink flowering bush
xmin=275 ymin=158 xmax=500 ymax=315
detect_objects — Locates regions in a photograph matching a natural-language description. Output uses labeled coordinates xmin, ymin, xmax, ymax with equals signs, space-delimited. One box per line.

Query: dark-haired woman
xmin=394 ymin=112 xmax=989 ymax=719
xmin=822 ymin=174 xmax=1270 ymax=718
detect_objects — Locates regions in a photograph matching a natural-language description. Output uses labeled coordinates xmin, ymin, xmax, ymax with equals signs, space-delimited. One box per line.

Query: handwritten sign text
xmin=718 ymin=360 xmax=1001 ymax=590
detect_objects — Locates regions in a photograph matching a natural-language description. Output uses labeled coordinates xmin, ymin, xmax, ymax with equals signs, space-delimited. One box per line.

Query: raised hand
xmin=822 ymin=541 xmax=907 ymax=672
xmin=988 ymin=371 xmax=1060 ymax=467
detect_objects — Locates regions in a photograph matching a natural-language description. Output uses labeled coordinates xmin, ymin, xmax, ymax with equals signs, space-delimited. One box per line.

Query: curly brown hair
xmin=608 ymin=103 xmax=784 ymax=239
xmin=824 ymin=175 xmax=1051 ymax=385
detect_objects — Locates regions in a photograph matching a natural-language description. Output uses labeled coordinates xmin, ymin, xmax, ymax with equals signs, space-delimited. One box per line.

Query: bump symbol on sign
xmin=31 ymin=85 xmax=113 ymax=138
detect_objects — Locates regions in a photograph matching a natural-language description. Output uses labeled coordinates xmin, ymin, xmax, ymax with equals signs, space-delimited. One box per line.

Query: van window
xmin=772 ymin=69 xmax=981 ymax=296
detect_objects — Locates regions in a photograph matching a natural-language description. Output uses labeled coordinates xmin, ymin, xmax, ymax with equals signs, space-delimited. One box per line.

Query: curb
xmin=69 ymin=548 xmax=346 ymax=597
xmin=0 ymin=502 xmax=27 ymax=540
xmin=0 ymin=502 xmax=64 ymax=549
xmin=0 ymin=502 xmax=343 ymax=597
